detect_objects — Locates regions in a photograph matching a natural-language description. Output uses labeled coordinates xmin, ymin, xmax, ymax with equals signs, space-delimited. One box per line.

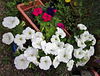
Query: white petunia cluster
xmin=14 ymin=27 xmax=75 ymax=71
xmin=2 ymin=21 xmax=96 ymax=71
xmin=72 ymin=24 xmax=96 ymax=67
xmin=13 ymin=25 xmax=96 ymax=71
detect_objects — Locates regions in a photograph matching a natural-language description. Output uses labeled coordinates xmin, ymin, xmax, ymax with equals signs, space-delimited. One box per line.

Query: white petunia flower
xmin=67 ymin=60 xmax=74 ymax=71
xmin=32 ymin=38 xmax=43 ymax=49
xmin=14 ymin=54 xmax=30 ymax=69
xmin=53 ymin=56 xmax=60 ymax=68
xmin=17 ymin=45 xmax=26 ymax=51
xmin=39 ymin=56 xmax=52 ymax=70
xmin=32 ymin=32 xmax=43 ymax=39
xmin=64 ymin=43 xmax=74 ymax=54
xmin=80 ymin=31 xmax=90 ymax=41
xmin=92 ymin=37 xmax=96 ymax=45
xmin=55 ymin=42 xmax=64 ymax=49
xmin=24 ymin=47 xmax=38 ymax=62
xmin=56 ymin=27 xmax=66 ymax=38
xmin=2 ymin=16 xmax=20 ymax=29
xmin=77 ymin=24 xmax=87 ymax=30
xmin=73 ymin=48 xmax=85 ymax=59
xmin=51 ymin=35 xmax=60 ymax=43
xmin=87 ymin=34 xmax=94 ymax=41
xmin=45 ymin=42 xmax=58 ymax=55
xmin=88 ymin=46 xmax=94 ymax=56
xmin=74 ymin=36 xmax=86 ymax=48
xmin=41 ymin=40 xmax=47 ymax=54
xmin=33 ymin=60 xmax=39 ymax=66
xmin=76 ymin=56 xmax=90 ymax=67
xmin=2 ymin=32 xmax=14 ymax=45
xmin=23 ymin=27 xmax=35 ymax=39
xmin=14 ymin=34 xmax=26 ymax=46
xmin=58 ymin=48 xmax=72 ymax=63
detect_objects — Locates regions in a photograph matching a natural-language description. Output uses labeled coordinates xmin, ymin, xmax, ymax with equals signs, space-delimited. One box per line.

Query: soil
xmin=25 ymin=8 xmax=40 ymax=29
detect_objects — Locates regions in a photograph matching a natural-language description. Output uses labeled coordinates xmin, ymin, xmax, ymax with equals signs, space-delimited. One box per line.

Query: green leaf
xmin=29 ymin=63 xmax=35 ymax=69
xmin=79 ymin=1 xmax=82 ymax=6
xmin=25 ymin=2 xmax=29 ymax=5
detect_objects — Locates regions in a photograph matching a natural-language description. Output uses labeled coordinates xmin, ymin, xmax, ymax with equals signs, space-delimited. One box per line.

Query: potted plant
xmin=17 ymin=0 xmax=71 ymax=39
xmin=17 ymin=0 xmax=45 ymax=31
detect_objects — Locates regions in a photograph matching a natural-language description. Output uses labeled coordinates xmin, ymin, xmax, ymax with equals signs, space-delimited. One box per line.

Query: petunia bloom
xmin=23 ymin=27 xmax=35 ymax=39
xmin=54 ymin=9 xmax=57 ymax=13
xmin=56 ymin=27 xmax=66 ymax=38
xmin=2 ymin=16 xmax=20 ymax=29
xmin=2 ymin=32 xmax=14 ymax=45
xmin=42 ymin=13 xmax=51 ymax=22
xmin=14 ymin=54 xmax=30 ymax=69
xmin=57 ymin=23 xmax=66 ymax=29
xmin=32 ymin=7 xmax=42 ymax=16
xmin=24 ymin=47 xmax=38 ymax=62
xmin=14 ymin=34 xmax=26 ymax=46
xmin=77 ymin=24 xmax=87 ymax=30
xmin=39 ymin=56 xmax=52 ymax=70
xmin=47 ymin=7 xmax=55 ymax=16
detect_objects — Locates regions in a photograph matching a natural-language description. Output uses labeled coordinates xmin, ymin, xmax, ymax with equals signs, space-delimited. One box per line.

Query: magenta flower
xmin=54 ymin=9 xmax=57 ymax=13
xmin=32 ymin=7 xmax=42 ymax=16
xmin=57 ymin=23 xmax=66 ymax=29
xmin=42 ymin=13 xmax=51 ymax=22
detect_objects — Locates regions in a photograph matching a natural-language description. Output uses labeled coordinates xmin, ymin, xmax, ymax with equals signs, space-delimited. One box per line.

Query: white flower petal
xmin=32 ymin=38 xmax=43 ymax=49
xmin=77 ymin=24 xmax=87 ymax=30
xmin=39 ymin=56 xmax=52 ymax=70
xmin=58 ymin=48 xmax=72 ymax=63
xmin=32 ymin=32 xmax=43 ymax=39
xmin=23 ymin=27 xmax=35 ymax=39
xmin=56 ymin=27 xmax=66 ymax=38
xmin=53 ymin=56 xmax=60 ymax=68
xmin=14 ymin=54 xmax=30 ymax=69
xmin=2 ymin=16 xmax=20 ymax=29
xmin=2 ymin=32 xmax=14 ymax=45
xmin=74 ymin=48 xmax=85 ymax=59
xmin=14 ymin=34 xmax=26 ymax=46
xmin=24 ymin=47 xmax=38 ymax=62
xmin=67 ymin=60 xmax=74 ymax=71
xmin=51 ymin=35 xmax=60 ymax=43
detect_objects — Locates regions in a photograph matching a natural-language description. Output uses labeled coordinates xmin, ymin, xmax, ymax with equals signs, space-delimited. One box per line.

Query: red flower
xmin=32 ymin=7 xmax=42 ymax=16
xmin=42 ymin=13 xmax=51 ymax=22
xmin=54 ymin=9 xmax=57 ymax=13
xmin=57 ymin=23 xmax=66 ymax=29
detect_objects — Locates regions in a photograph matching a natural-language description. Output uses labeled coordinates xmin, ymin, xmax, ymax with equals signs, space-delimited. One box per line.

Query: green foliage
xmin=5 ymin=2 xmax=18 ymax=16
xmin=11 ymin=21 xmax=25 ymax=36
xmin=67 ymin=36 xmax=78 ymax=49
xmin=3 ymin=56 xmax=11 ymax=65
xmin=73 ymin=28 xmax=84 ymax=36
xmin=29 ymin=63 xmax=35 ymax=69
xmin=33 ymin=2 xmax=62 ymax=41
xmin=5 ymin=0 xmax=35 ymax=16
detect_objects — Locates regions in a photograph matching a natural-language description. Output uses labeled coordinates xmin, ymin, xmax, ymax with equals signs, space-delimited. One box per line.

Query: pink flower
xmin=54 ymin=9 xmax=57 ymax=13
xmin=42 ymin=13 xmax=51 ymax=22
xmin=32 ymin=7 xmax=42 ymax=16
xmin=57 ymin=23 xmax=66 ymax=29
